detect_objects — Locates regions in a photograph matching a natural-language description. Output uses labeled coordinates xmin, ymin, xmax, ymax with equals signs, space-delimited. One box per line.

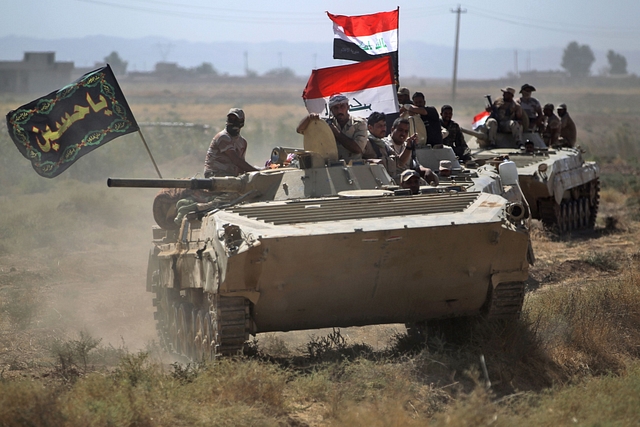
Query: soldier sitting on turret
xmin=296 ymin=94 xmax=368 ymax=162
xmin=482 ymin=87 xmax=524 ymax=148
xmin=517 ymin=84 xmax=543 ymax=132
xmin=204 ymin=108 xmax=259 ymax=178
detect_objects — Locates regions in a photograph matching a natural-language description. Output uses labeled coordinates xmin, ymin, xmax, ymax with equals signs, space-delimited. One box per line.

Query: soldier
xmin=363 ymin=111 xmax=396 ymax=177
xmin=483 ymin=87 xmax=523 ymax=147
xmin=440 ymin=105 xmax=470 ymax=161
xmin=399 ymin=169 xmax=422 ymax=194
xmin=204 ymin=108 xmax=258 ymax=177
xmin=542 ymin=103 xmax=561 ymax=147
xmin=411 ymin=91 xmax=443 ymax=146
xmin=384 ymin=118 xmax=438 ymax=185
xmin=296 ymin=94 xmax=367 ymax=162
xmin=518 ymin=83 xmax=543 ymax=132
xmin=557 ymin=103 xmax=577 ymax=147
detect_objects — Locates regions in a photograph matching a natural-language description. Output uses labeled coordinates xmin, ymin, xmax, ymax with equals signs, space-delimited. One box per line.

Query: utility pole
xmin=451 ymin=5 xmax=466 ymax=105
xmin=244 ymin=51 xmax=248 ymax=75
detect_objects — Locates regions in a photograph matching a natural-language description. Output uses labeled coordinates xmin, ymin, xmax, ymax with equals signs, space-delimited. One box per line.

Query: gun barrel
xmin=107 ymin=177 xmax=245 ymax=192
xmin=461 ymin=127 xmax=488 ymax=141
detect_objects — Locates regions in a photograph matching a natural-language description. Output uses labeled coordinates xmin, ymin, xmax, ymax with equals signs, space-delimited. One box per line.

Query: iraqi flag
xmin=472 ymin=111 xmax=490 ymax=130
xmin=328 ymin=9 xmax=398 ymax=63
xmin=302 ymin=56 xmax=398 ymax=119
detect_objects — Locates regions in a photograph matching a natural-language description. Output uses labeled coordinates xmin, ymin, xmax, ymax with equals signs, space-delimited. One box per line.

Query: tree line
xmin=562 ymin=42 xmax=628 ymax=77
xmin=105 ymin=44 xmax=628 ymax=79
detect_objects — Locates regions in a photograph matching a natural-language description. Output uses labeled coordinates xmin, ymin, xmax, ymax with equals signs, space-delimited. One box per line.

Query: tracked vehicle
xmin=109 ymin=120 xmax=532 ymax=360
xmin=461 ymin=127 xmax=599 ymax=233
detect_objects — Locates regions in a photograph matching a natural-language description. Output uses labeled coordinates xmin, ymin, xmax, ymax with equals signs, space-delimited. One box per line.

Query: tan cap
xmin=400 ymin=169 xmax=420 ymax=182
xmin=439 ymin=160 xmax=452 ymax=171
xmin=228 ymin=108 xmax=245 ymax=121
xmin=501 ymin=87 xmax=516 ymax=95
xmin=397 ymin=87 xmax=410 ymax=96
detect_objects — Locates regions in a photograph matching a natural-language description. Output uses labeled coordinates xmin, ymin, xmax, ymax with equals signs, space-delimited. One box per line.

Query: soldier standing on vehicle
xmin=483 ymin=87 xmax=524 ymax=147
xmin=204 ymin=108 xmax=258 ymax=177
xmin=296 ymin=94 xmax=367 ymax=162
xmin=557 ymin=103 xmax=577 ymax=147
xmin=440 ymin=105 xmax=470 ymax=162
xmin=542 ymin=103 xmax=561 ymax=147
xmin=518 ymin=84 xmax=543 ymax=132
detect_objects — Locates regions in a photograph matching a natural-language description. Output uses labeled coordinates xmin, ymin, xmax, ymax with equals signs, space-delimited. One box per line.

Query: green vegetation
xmin=561 ymin=41 xmax=596 ymax=78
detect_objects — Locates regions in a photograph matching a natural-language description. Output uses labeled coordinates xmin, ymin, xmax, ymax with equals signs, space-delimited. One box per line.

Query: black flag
xmin=6 ymin=65 xmax=138 ymax=178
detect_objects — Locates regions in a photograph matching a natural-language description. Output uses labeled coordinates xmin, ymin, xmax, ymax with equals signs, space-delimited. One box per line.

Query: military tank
xmin=108 ymin=120 xmax=532 ymax=360
xmin=460 ymin=126 xmax=599 ymax=233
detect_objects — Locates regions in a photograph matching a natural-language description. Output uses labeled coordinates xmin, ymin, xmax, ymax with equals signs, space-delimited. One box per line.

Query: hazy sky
xmin=2 ymin=0 xmax=639 ymax=51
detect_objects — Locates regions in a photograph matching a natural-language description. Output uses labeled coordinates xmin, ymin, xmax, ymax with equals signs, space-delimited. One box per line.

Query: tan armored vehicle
xmin=109 ymin=121 xmax=532 ymax=360
xmin=461 ymin=126 xmax=599 ymax=233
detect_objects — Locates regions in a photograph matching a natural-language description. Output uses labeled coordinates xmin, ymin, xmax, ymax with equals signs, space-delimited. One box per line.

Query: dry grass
xmin=1 ymin=266 xmax=640 ymax=426
xmin=2 ymin=80 xmax=640 ymax=425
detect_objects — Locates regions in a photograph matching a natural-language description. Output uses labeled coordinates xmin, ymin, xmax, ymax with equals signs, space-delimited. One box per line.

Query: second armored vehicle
xmin=461 ymin=127 xmax=599 ymax=233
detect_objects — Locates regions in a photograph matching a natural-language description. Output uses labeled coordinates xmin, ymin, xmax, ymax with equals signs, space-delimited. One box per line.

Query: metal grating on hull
xmin=230 ymin=192 xmax=481 ymax=225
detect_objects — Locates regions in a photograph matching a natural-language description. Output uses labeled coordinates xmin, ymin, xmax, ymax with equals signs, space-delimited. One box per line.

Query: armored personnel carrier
xmin=461 ymin=126 xmax=599 ymax=233
xmin=109 ymin=120 xmax=532 ymax=360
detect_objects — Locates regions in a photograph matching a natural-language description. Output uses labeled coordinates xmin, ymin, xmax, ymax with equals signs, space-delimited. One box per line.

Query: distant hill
xmin=1 ymin=35 xmax=638 ymax=79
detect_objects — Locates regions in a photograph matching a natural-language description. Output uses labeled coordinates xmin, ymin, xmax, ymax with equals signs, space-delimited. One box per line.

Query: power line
xmin=76 ymin=0 xmax=326 ymax=24
xmin=467 ymin=7 xmax=640 ymax=39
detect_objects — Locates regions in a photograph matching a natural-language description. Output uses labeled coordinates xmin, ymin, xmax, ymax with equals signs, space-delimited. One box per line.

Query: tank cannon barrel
xmin=107 ymin=177 xmax=246 ymax=193
xmin=461 ymin=127 xmax=488 ymax=141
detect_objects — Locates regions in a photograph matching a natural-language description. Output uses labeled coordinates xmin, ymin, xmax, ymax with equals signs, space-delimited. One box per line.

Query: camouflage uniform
xmin=364 ymin=134 xmax=397 ymax=178
xmin=383 ymin=136 xmax=411 ymax=182
xmin=485 ymin=98 xmax=523 ymax=145
xmin=329 ymin=115 xmax=368 ymax=162
xmin=204 ymin=129 xmax=247 ymax=177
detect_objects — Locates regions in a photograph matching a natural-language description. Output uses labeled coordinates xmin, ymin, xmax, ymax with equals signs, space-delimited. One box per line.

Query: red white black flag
xmin=328 ymin=9 xmax=399 ymax=62
xmin=302 ymin=56 xmax=398 ymax=118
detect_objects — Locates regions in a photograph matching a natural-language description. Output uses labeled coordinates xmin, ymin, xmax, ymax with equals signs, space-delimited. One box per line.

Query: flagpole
xmin=137 ymin=130 xmax=163 ymax=178
xmin=396 ymin=6 xmax=400 ymax=87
